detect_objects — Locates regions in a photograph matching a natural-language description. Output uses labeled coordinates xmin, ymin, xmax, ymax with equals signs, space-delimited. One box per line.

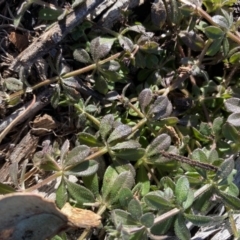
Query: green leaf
xmin=101 ymin=60 xmax=120 ymax=71
xmin=73 ymin=48 xmax=91 ymax=63
xmin=204 ymin=26 xmax=224 ymax=39
xmin=140 ymin=41 xmax=159 ymax=53
xmin=95 ymin=75 xmax=108 ymax=95
xmin=102 ymin=166 xmax=135 ymax=206
xmin=193 ymin=187 xmax=213 ymax=212
xmin=64 ymin=145 xmax=90 ymax=167
xmin=0 ymin=182 xmax=15 ymax=194
xmin=66 ymin=180 xmax=95 ymax=205
xmin=146 ymin=134 xmax=171 ymax=157
xmin=215 ymin=189 xmax=240 ymax=210
xmin=224 ymin=98 xmax=240 ymax=113
xmin=191 ymin=149 xmax=208 ymax=163
xmin=78 ymin=132 xmax=103 ymax=147
xmin=212 ymin=15 xmax=230 ymax=29
xmin=175 ymin=176 xmax=189 ymax=205
xmin=141 ymin=213 xmax=154 ymax=228
xmin=227 ymin=113 xmax=240 ymax=127
xmin=65 ymin=160 xmax=99 ymax=177
xmin=119 ymin=188 xmax=134 ymax=208
xmin=111 ymin=140 xmax=141 ymax=150
xmin=138 ymin=88 xmax=153 ymax=114
xmin=222 ymin=123 xmax=240 ymax=141
xmin=114 ymin=148 xmax=145 ymax=161
xmin=82 ymin=173 xmax=99 ymax=197
xmin=60 ymin=140 xmax=70 ymax=166
xmin=51 ymin=84 xmax=61 ymax=109
xmin=179 ymin=31 xmax=204 ymax=51
xmin=140 ymin=212 xmax=154 ymax=228
xmin=182 ymin=189 xmax=194 ymax=210
xmin=191 ymin=127 xmax=210 ymax=142
xmin=148 ymin=96 xmax=172 ymax=119
xmin=184 ymin=213 xmax=215 ymax=226
xmin=107 ymin=124 xmax=132 ymax=143
xmin=99 ymin=114 xmax=114 ymax=141
xmin=206 ymin=39 xmax=223 ymax=56
xmin=118 ymin=36 xmax=134 ymax=51
xmin=39 ymin=154 xmax=60 ymax=171
xmin=229 ymin=52 xmax=240 ymax=64
xmin=111 ymin=209 xmax=137 ymax=226
xmin=4 ymin=78 xmax=23 ymax=91
xmin=150 ymin=216 xmax=174 ymax=235
xmin=174 ymin=214 xmax=191 ymax=240
xmin=136 ymin=166 xmax=150 ymax=196
xmin=90 ymin=37 xmax=114 ymax=61
xmin=212 ymin=117 xmax=224 ymax=136
xmin=216 ymin=157 xmax=234 ymax=180
xmin=144 ymin=192 xmax=175 ymax=210
xmin=222 ymin=36 xmax=229 ymax=56
xmin=128 ymin=199 xmax=142 ymax=220
xmin=56 ymin=178 xmax=68 ymax=208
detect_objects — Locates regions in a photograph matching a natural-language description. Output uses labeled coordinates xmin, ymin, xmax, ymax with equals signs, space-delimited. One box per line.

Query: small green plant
xmin=2 ymin=0 xmax=240 ymax=239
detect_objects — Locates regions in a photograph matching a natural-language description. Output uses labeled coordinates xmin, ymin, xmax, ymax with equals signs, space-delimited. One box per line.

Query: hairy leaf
xmin=174 ymin=214 xmax=191 ymax=240
xmin=138 ymin=88 xmax=153 ymax=114
xmin=78 ymin=132 xmax=103 ymax=147
xmin=141 ymin=212 xmax=154 ymax=228
xmin=224 ymin=98 xmax=240 ymax=113
xmin=128 ymin=199 xmax=142 ymax=220
xmin=146 ymin=134 xmax=171 ymax=157
xmin=66 ymin=180 xmax=95 ymax=205
xmin=175 ymin=176 xmax=189 ymax=205
xmin=107 ymin=124 xmax=132 ymax=143
xmin=73 ymin=48 xmax=91 ymax=63
xmin=65 ymin=160 xmax=99 ymax=177
xmin=56 ymin=178 xmax=68 ymax=208
xmin=64 ymin=145 xmax=90 ymax=167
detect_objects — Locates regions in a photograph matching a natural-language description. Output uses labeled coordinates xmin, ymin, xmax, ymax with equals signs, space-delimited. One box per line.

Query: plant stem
xmin=85 ymin=147 xmax=108 ymax=160
xmin=131 ymin=118 xmax=147 ymax=133
xmin=74 ymin=104 xmax=100 ymax=127
xmin=24 ymin=172 xmax=62 ymax=192
xmin=153 ymin=183 xmax=212 ymax=225
xmin=127 ymin=101 xmax=145 ymax=118
xmin=179 ymin=0 xmax=240 ymax=45
xmin=8 ymin=52 xmax=123 ymax=102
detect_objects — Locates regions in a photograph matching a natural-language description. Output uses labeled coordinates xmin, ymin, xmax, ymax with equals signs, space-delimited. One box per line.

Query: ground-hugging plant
xmin=2 ymin=0 xmax=240 ymax=239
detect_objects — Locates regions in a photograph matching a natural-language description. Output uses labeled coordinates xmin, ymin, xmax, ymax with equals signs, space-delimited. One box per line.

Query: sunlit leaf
xmin=146 ymin=134 xmax=171 ymax=157
xmin=73 ymin=48 xmax=91 ymax=63
xmin=64 ymin=145 xmax=90 ymax=167
xmin=99 ymin=114 xmax=115 ymax=141
xmin=107 ymin=124 xmax=132 ymax=143
xmin=65 ymin=180 xmax=95 ymax=205
xmin=175 ymin=176 xmax=189 ymax=205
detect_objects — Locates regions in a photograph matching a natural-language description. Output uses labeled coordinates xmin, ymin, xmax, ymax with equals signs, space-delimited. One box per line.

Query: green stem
xmin=127 ymin=101 xmax=145 ymax=118
xmin=8 ymin=52 xmax=123 ymax=102
xmin=153 ymin=183 xmax=212 ymax=225
xmin=74 ymin=104 xmax=100 ymax=127
xmin=85 ymin=147 xmax=108 ymax=160
xmin=131 ymin=118 xmax=147 ymax=133
xmin=179 ymin=0 xmax=240 ymax=45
